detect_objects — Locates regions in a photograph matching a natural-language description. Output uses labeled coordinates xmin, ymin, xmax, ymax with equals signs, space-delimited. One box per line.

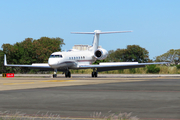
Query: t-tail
xmin=71 ymin=30 xmax=132 ymax=52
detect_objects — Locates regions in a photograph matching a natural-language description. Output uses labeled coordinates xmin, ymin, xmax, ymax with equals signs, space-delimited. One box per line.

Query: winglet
xmin=4 ymin=54 xmax=7 ymax=66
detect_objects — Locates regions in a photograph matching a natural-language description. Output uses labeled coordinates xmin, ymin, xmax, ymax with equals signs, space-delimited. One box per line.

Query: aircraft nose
xmin=48 ymin=58 xmax=59 ymax=67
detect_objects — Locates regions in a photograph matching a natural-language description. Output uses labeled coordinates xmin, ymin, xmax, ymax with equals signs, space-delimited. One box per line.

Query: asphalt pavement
xmin=0 ymin=77 xmax=179 ymax=120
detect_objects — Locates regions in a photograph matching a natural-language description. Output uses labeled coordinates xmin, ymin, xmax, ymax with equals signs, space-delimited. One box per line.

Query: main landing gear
xmin=65 ymin=71 xmax=71 ymax=78
xmin=92 ymin=69 xmax=98 ymax=77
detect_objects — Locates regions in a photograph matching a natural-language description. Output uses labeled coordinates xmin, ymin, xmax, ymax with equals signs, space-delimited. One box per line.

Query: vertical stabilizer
xmin=71 ymin=30 xmax=132 ymax=52
xmin=92 ymin=30 xmax=101 ymax=52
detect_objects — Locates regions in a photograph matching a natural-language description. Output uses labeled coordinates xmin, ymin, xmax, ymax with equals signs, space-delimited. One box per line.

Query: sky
xmin=0 ymin=0 xmax=180 ymax=59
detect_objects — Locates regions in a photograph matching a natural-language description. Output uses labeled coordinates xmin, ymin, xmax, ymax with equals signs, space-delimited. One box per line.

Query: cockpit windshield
xmin=49 ymin=55 xmax=62 ymax=58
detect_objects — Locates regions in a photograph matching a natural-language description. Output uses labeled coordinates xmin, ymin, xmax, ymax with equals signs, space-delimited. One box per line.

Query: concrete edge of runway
xmin=1 ymin=74 xmax=180 ymax=78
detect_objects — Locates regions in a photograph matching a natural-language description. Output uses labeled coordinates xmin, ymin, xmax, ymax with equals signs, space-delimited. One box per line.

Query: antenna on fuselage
xmin=71 ymin=30 xmax=132 ymax=52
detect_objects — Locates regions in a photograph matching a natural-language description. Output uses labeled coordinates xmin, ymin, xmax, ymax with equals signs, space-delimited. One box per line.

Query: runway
xmin=0 ymin=76 xmax=180 ymax=119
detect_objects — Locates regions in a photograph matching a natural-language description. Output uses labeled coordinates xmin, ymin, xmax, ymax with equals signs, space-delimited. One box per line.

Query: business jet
xmin=4 ymin=30 xmax=168 ymax=78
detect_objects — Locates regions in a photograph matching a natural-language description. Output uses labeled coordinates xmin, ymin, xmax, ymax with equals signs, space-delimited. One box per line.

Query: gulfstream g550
xmin=4 ymin=30 xmax=168 ymax=77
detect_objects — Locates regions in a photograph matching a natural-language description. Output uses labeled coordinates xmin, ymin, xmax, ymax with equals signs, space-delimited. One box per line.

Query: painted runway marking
xmin=3 ymin=82 xmax=35 ymax=85
xmin=41 ymin=80 xmax=74 ymax=82
xmin=3 ymin=80 xmax=74 ymax=85
xmin=42 ymin=89 xmax=180 ymax=93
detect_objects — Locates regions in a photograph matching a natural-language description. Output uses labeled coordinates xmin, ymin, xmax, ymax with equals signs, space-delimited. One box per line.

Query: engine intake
xmin=94 ymin=48 xmax=108 ymax=60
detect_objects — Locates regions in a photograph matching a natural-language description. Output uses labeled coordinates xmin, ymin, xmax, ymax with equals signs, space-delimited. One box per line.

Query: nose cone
xmin=48 ymin=58 xmax=59 ymax=68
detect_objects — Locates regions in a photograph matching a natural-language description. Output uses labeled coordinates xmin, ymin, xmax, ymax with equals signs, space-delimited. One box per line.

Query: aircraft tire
xmin=94 ymin=72 xmax=97 ymax=77
xmin=92 ymin=72 xmax=94 ymax=77
xmin=68 ymin=71 xmax=71 ymax=78
xmin=53 ymin=74 xmax=57 ymax=78
xmin=65 ymin=71 xmax=71 ymax=78
xmin=65 ymin=72 xmax=68 ymax=77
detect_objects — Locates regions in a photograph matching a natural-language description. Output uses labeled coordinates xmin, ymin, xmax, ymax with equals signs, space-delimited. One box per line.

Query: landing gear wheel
xmin=53 ymin=69 xmax=57 ymax=78
xmin=92 ymin=72 xmax=98 ymax=77
xmin=65 ymin=73 xmax=68 ymax=78
xmin=92 ymin=72 xmax=95 ymax=77
xmin=68 ymin=71 xmax=71 ymax=78
xmin=53 ymin=74 xmax=57 ymax=78
xmin=94 ymin=72 xmax=97 ymax=77
xmin=65 ymin=71 xmax=71 ymax=78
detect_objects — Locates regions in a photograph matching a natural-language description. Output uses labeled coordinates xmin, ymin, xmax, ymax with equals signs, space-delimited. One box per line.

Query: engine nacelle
xmin=94 ymin=48 xmax=108 ymax=60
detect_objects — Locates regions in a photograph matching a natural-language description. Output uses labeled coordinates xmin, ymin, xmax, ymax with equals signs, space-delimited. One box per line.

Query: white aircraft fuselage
xmin=48 ymin=50 xmax=96 ymax=69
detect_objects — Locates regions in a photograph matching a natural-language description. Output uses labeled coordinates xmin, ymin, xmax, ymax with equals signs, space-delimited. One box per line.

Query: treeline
xmin=107 ymin=45 xmax=150 ymax=63
xmin=95 ymin=46 xmax=180 ymax=65
xmin=155 ymin=49 xmax=180 ymax=63
xmin=94 ymin=45 xmax=151 ymax=64
xmin=1 ymin=37 xmax=180 ymax=74
xmin=0 ymin=37 xmax=64 ymax=73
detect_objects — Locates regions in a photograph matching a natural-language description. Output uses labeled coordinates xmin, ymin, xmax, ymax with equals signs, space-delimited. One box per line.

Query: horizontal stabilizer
xmin=71 ymin=32 xmax=94 ymax=34
xmin=71 ymin=30 xmax=132 ymax=34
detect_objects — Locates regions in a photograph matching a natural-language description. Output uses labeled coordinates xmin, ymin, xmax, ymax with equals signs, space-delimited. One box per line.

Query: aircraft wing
xmin=4 ymin=54 xmax=53 ymax=70
xmin=4 ymin=63 xmax=52 ymax=69
xmin=79 ymin=62 xmax=169 ymax=72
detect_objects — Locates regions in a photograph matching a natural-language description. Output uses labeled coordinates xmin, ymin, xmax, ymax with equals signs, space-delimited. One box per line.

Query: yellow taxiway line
xmin=41 ymin=80 xmax=74 ymax=82
xmin=3 ymin=80 xmax=74 ymax=85
xmin=3 ymin=82 xmax=35 ymax=85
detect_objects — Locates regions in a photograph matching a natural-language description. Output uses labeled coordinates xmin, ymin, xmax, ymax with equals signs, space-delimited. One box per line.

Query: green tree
xmin=105 ymin=50 xmax=116 ymax=62
xmin=124 ymin=45 xmax=149 ymax=63
xmin=155 ymin=49 xmax=180 ymax=63
xmin=106 ymin=45 xmax=150 ymax=63
xmin=32 ymin=37 xmax=64 ymax=63
xmin=146 ymin=65 xmax=160 ymax=73
xmin=2 ymin=37 xmax=64 ymax=73
xmin=93 ymin=59 xmax=108 ymax=64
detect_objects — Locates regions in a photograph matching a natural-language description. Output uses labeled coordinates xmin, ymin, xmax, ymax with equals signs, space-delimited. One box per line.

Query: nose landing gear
xmin=53 ymin=69 xmax=57 ymax=78
xmin=92 ymin=69 xmax=98 ymax=77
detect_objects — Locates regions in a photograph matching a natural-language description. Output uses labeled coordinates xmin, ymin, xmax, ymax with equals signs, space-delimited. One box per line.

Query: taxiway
xmin=0 ymin=76 xmax=180 ymax=119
